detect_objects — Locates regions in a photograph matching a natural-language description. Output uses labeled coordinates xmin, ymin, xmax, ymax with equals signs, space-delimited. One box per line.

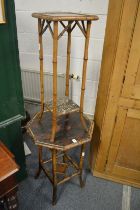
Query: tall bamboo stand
xmin=28 ymin=12 xmax=99 ymax=205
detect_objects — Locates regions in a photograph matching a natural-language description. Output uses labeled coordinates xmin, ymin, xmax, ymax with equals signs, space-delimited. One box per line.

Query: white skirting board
xmin=122 ymin=185 xmax=131 ymax=210
xmin=24 ymin=142 xmax=31 ymax=156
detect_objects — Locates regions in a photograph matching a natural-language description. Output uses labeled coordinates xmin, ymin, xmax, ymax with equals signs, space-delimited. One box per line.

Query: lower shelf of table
xmin=46 ymin=97 xmax=79 ymax=116
xmin=27 ymin=111 xmax=93 ymax=151
xmin=39 ymin=152 xmax=81 ymax=185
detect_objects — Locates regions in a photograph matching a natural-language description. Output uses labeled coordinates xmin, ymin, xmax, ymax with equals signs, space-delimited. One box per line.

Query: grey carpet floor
xmin=17 ymin=102 xmax=140 ymax=210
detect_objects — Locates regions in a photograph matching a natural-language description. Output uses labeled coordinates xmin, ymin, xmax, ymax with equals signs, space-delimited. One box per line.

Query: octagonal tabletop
xmin=27 ymin=111 xmax=93 ymax=151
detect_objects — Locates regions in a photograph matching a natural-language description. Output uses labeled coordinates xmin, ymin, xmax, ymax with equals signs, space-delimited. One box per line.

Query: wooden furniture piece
xmin=31 ymin=12 xmax=98 ymax=142
xmin=90 ymin=0 xmax=140 ymax=188
xmin=0 ymin=141 xmax=19 ymax=210
xmin=28 ymin=12 xmax=99 ymax=204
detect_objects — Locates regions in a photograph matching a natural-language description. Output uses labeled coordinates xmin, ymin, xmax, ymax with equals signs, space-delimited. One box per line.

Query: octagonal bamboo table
xmin=28 ymin=12 xmax=99 ymax=205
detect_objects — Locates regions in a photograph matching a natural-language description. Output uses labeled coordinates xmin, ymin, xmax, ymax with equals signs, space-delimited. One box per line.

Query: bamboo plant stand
xmin=27 ymin=12 xmax=98 ymax=205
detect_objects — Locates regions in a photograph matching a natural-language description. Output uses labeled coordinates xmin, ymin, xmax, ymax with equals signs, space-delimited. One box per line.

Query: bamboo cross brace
xmin=38 ymin=18 xmax=45 ymax=120
xmin=65 ymin=21 xmax=72 ymax=96
xmin=51 ymin=21 xmax=58 ymax=142
xmin=76 ymin=21 xmax=87 ymax=38
xmin=60 ymin=21 xmax=66 ymax=29
xmin=41 ymin=163 xmax=53 ymax=183
xmin=80 ymin=20 xmax=92 ymax=131
xmin=70 ymin=21 xmax=77 ymax=32
xmin=81 ymin=21 xmax=86 ymax=33
xmin=64 ymin=153 xmax=79 ymax=170
xmin=58 ymin=21 xmax=73 ymax=39
xmin=42 ymin=24 xmax=48 ymax=35
xmin=41 ymin=20 xmax=51 ymax=35
xmin=57 ymin=172 xmax=80 ymax=185
xmin=46 ymin=21 xmax=54 ymax=38
xmin=40 ymin=19 xmax=45 ymax=34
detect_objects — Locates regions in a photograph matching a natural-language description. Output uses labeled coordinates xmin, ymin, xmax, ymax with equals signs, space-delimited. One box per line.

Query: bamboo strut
xmin=38 ymin=19 xmax=44 ymax=120
xmin=51 ymin=21 xmax=58 ymax=142
xmin=64 ymin=153 xmax=79 ymax=170
xmin=81 ymin=21 xmax=86 ymax=33
xmin=76 ymin=21 xmax=86 ymax=37
xmin=47 ymin=21 xmax=54 ymax=38
xmin=42 ymin=20 xmax=50 ymax=34
xmin=42 ymin=153 xmax=63 ymax=164
xmin=65 ymin=21 xmax=72 ymax=96
xmin=60 ymin=21 xmax=66 ymax=29
xmin=80 ymin=21 xmax=91 ymax=131
xmin=41 ymin=19 xmax=45 ymax=33
xmin=70 ymin=21 xmax=77 ymax=32
xmin=58 ymin=21 xmax=73 ymax=39
xmin=57 ymin=171 xmax=80 ymax=185
xmin=41 ymin=162 xmax=53 ymax=183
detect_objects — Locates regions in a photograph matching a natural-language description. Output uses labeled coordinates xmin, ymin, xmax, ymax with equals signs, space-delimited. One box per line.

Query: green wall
xmin=0 ymin=0 xmax=27 ymax=181
xmin=0 ymin=0 xmax=25 ymax=127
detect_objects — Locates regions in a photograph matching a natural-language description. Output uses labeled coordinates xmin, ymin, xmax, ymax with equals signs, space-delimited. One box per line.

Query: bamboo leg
xmin=52 ymin=149 xmax=57 ymax=205
xmin=35 ymin=146 xmax=43 ymax=179
xmin=65 ymin=21 xmax=72 ymax=97
xmin=79 ymin=144 xmax=86 ymax=188
xmin=38 ymin=19 xmax=45 ymax=120
xmin=51 ymin=21 xmax=58 ymax=142
xmin=80 ymin=21 xmax=92 ymax=131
